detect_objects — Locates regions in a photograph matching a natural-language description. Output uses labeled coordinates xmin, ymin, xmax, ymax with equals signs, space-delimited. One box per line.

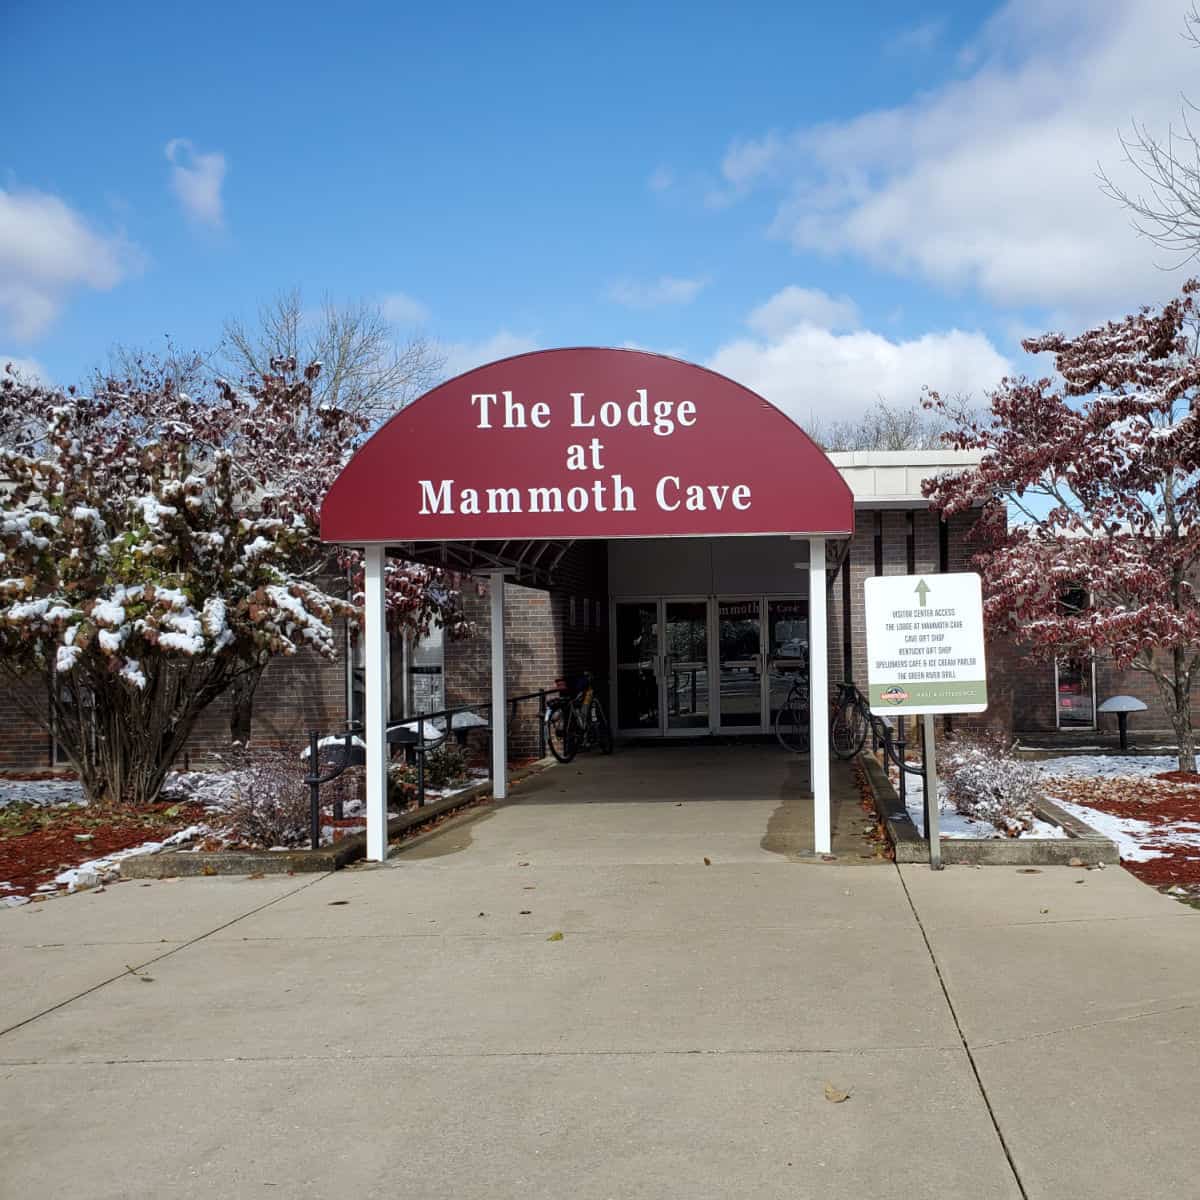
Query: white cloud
xmin=887 ymin=17 xmax=946 ymax=55
xmin=706 ymin=134 xmax=784 ymax=208
xmin=1 ymin=354 xmax=46 ymax=382
xmin=165 ymin=138 xmax=227 ymax=229
xmin=440 ymin=331 xmax=539 ymax=379
xmin=0 ymin=188 xmax=133 ymax=341
xmin=607 ymin=275 xmax=707 ymax=308
xmin=380 ymin=291 xmax=429 ymax=325
xmin=720 ymin=0 xmax=1200 ymax=317
xmin=747 ymin=286 xmax=859 ymax=337
xmin=708 ymin=286 xmax=1011 ymax=428
xmin=648 ymin=166 xmax=674 ymax=193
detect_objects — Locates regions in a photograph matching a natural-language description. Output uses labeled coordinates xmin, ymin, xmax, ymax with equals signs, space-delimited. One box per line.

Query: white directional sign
xmin=864 ymin=572 xmax=988 ymax=716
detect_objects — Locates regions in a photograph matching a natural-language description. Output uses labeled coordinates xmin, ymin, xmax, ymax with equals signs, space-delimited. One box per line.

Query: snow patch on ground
xmin=1036 ymin=754 xmax=1180 ymax=780
xmin=899 ymin=783 xmax=1068 ymax=840
xmin=0 ymin=779 xmax=85 ymax=808
xmin=51 ymin=824 xmax=211 ymax=892
xmin=1049 ymin=800 xmax=1163 ymax=861
xmin=1037 ymin=755 xmax=1200 ymax=865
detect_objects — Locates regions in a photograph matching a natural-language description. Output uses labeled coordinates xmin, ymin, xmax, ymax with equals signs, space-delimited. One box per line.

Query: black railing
xmin=863 ymin=709 xmax=936 ymax=835
xmin=304 ymin=688 xmax=562 ymax=850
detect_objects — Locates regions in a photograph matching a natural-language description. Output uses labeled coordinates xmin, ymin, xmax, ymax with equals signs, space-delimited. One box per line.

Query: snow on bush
xmin=0 ymin=355 xmax=470 ymax=808
xmin=215 ymin=746 xmax=361 ymax=849
xmin=941 ymin=734 xmax=1044 ymax=837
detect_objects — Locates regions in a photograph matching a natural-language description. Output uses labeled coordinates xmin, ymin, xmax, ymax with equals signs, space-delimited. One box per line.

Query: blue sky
xmin=2 ymin=0 xmax=1195 ymax=429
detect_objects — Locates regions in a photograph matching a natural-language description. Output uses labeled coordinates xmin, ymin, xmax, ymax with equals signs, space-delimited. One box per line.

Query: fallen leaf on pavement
xmin=703 ymin=857 xmax=711 ymax=866
xmin=547 ymin=931 xmax=564 ymax=941
xmin=823 ymin=1083 xmax=851 ymax=1103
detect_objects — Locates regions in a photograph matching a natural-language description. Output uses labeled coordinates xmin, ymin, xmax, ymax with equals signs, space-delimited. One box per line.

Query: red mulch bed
xmin=0 ymin=801 xmax=208 ymax=900
xmin=1045 ymin=774 xmax=1200 ymax=891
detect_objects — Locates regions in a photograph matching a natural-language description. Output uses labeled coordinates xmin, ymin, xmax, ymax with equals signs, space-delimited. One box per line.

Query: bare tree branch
xmin=220 ymin=289 xmax=444 ymax=427
xmin=1098 ymin=4 xmax=1200 ymax=264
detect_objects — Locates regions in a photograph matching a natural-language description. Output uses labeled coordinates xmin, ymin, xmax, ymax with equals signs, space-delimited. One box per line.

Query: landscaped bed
xmin=1035 ymin=755 xmax=1200 ymax=896
xmin=0 ymin=756 xmax=491 ymax=903
xmin=0 ymin=783 xmax=209 ymax=904
xmin=872 ymin=745 xmax=1200 ymax=894
xmin=0 ymin=744 xmax=557 ymax=900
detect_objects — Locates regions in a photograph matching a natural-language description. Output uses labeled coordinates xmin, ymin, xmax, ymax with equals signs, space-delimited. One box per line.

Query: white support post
xmin=488 ymin=569 xmax=507 ymax=800
xmin=809 ymin=536 xmax=831 ymax=854
xmin=364 ymin=544 xmax=388 ymax=863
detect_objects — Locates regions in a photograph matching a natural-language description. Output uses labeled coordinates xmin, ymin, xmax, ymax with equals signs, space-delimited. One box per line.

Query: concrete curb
xmin=859 ymin=753 xmax=1119 ymax=866
xmin=120 ymin=758 xmax=557 ymax=880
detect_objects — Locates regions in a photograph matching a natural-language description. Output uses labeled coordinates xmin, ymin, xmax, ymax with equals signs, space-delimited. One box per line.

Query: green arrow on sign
xmin=915 ymin=579 xmax=931 ymax=607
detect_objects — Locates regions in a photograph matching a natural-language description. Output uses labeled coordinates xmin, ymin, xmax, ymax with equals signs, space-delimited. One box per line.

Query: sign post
xmin=864 ymin=573 xmax=988 ymax=870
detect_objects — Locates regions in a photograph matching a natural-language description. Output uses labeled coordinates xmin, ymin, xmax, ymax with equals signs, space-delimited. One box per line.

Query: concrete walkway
xmin=1 ymin=745 xmax=1198 ymax=1199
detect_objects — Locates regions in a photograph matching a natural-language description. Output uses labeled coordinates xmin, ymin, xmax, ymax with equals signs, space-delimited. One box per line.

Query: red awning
xmin=320 ymin=348 xmax=853 ymax=547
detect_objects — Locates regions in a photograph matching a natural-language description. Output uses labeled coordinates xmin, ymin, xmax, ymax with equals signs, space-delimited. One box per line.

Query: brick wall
xmin=444 ymin=542 xmax=607 ymax=762
xmin=0 ymin=676 xmax=52 ymax=770
xmin=445 ymin=582 xmax=563 ymax=761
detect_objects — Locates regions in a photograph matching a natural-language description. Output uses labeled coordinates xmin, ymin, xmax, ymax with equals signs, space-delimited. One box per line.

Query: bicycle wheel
xmin=545 ymin=702 xmax=578 ymax=763
xmin=831 ymin=698 xmax=869 ymax=759
xmin=774 ymin=689 xmax=811 ymax=753
xmin=590 ymin=699 xmax=614 ymax=754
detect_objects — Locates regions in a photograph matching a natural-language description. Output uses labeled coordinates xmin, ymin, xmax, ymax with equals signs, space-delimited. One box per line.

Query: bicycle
xmin=830 ymin=681 xmax=872 ymax=760
xmin=774 ymin=678 xmax=875 ymax=758
xmin=773 ymin=672 xmax=810 ymax=753
xmin=544 ymin=672 xmax=614 ymax=763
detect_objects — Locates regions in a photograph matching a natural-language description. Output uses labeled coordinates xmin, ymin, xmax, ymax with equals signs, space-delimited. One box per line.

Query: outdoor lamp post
xmin=1097 ymin=695 xmax=1148 ymax=752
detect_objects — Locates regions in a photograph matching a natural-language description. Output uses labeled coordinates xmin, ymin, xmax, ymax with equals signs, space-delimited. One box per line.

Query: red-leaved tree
xmin=0 ymin=356 xmax=469 ymax=806
xmin=925 ymin=281 xmax=1200 ymax=771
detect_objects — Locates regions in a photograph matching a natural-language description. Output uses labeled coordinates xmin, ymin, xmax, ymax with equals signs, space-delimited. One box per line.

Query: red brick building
xmin=4 ymin=452 xmax=1190 ymax=774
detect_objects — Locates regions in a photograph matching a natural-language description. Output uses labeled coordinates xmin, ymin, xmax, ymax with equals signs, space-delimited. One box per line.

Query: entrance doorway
xmin=612 ymin=595 xmax=809 ymax=736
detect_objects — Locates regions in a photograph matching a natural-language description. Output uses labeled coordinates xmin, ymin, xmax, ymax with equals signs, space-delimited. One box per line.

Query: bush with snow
xmin=0 ymin=358 xmax=351 ymax=808
xmin=0 ymin=356 xmax=470 ymax=808
xmin=941 ymin=734 xmax=1044 ymax=837
xmin=216 ymin=746 xmax=361 ymax=848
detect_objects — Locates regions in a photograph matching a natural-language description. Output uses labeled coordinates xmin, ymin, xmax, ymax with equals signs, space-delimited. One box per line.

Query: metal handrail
xmin=304 ymin=688 xmax=564 ymax=846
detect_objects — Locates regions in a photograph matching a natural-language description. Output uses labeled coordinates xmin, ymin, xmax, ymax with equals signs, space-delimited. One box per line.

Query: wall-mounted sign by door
xmin=864 ymin=572 xmax=988 ymax=716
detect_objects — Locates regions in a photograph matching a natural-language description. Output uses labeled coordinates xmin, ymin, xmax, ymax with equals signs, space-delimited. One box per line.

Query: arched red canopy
xmin=320 ymin=347 xmax=853 ymax=546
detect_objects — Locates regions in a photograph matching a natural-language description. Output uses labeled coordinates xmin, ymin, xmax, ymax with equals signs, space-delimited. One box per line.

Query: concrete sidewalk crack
xmin=0 ymin=1044 xmax=964 ymax=1067
xmin=972 ymin=1000 xmax=1200 ymax=1050
xmin=896 ymin=863 xmax=1031 ymax=1200
xmin=0 ymin=873 xmax=333 ymax=1041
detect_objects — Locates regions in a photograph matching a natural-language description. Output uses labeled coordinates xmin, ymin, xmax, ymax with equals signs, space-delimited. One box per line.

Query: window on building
xmin=1055 ymin=588 xmax=1095 ymax=729
xmin=409 ymin=625 xmax=445 ymax=715
xmin=569 ymin=596 xmax=577 ymax=626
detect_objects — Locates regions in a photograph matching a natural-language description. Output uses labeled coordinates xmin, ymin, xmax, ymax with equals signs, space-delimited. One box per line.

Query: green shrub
xmin=424 ymin=742 xmax=468 ymax=789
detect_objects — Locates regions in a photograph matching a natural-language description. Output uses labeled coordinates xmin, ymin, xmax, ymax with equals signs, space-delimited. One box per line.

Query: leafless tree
xmin=221 ymin=289 xmax=444 ymax=426
xmin=812 ymin=395 xmax=976 ymax=452
xmin=1099 ymin=5 xmax=1200 ymax=265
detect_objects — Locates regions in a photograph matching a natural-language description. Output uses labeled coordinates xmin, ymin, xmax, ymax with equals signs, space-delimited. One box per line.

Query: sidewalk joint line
xmin=0 ymin=873 xmax=333 ymax=1041
xmin=895 ymin=863 xmax=1030 ymax=1200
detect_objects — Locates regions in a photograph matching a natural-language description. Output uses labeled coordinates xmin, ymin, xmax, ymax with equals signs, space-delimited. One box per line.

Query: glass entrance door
xmin=612 ymin=594 xmax=807 ymax=737
xmin=663 ymin=600 xmax=709 ymax=731
xmin=614 ymin=600 xmax=659 ymax=732
xmin=717 ymin=598 xmax=763 ymax=729
xmin=766 ymin=597 xmax=808 ymax=729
